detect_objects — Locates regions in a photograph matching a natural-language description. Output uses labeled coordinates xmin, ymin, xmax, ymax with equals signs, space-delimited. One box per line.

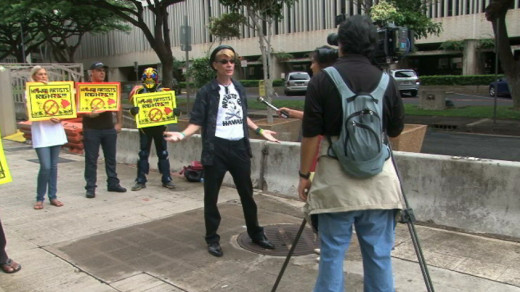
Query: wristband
xmin=179 ymin=132 xmax=186 ymax=138
xmin=255 ymin=128 xmax=264 ymax=136
xmin=299 ymin=170 xmax=311 ymax=179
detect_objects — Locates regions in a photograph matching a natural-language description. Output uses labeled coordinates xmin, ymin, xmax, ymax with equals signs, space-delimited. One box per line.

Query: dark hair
xmin=311 ymin=46 xmax=338 ymax=68
xmin=337 ymin=15 xmax=377 ymax=57
xmin=209 ymin=45 xmax=236 ymax=69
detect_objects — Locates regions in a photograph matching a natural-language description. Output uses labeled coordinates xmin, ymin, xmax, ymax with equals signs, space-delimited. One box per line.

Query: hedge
xmin=180 ymin=75 xmax=503 ymax=88
xmin=420 ymin=75 xmax=504 ymax=86
xmin=180 ymin=79 xmax=284 ymax=88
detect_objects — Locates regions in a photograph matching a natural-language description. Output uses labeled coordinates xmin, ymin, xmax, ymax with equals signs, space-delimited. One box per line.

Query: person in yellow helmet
xmin=128 ymin=67 xmax=175 ymax=191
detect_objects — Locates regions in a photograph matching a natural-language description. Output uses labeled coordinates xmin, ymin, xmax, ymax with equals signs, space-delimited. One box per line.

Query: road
xmin=421 ymin=129 xmax=520 ymax=162
xmin=260 ymin=92 xmax=514 ymax=107
xmin=195 ymin=91 xmax=519 ymax=162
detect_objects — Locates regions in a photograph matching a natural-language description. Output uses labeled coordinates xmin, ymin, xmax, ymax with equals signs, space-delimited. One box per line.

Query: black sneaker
xmin=162 ymin=181 xmax=176 ymax=189
xmin=131 ymin=182 xmax=146 ymax=191
xmin=86 ymin=190 xmax=96 ymax=199
xmin=108 ymin=185 xmax=127 ymax=192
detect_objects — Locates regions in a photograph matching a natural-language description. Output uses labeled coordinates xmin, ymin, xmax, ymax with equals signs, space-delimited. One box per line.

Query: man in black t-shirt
xmin=298 ymin=16 xmax=405 ymax=291
xmin=82 ymin=62 xmax=126 ymax=198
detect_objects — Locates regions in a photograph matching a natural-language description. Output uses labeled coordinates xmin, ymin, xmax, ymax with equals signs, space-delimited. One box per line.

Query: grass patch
xmin=404 ymin=104 xmax=520 ymax=119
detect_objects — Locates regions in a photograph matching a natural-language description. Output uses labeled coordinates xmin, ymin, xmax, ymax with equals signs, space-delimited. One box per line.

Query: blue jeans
xmin=314 ymin=210 xmax=396 ymax=292
xmin=35 ymin=145 xmax=61 ymax=202
xmin=83 ymin=128 xmax=120 ymax=191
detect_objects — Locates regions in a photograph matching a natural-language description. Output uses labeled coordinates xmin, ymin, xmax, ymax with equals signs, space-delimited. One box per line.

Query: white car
xmin=284 ymin=71 xmax=310 ymax=95
xmin=390 ymin=69 xmax=420 ymax=97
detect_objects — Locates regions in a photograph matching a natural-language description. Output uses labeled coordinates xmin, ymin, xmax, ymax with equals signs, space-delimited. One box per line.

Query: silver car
xmin=284 ymin=71 xmax=310 ymax=95
xmin=390 ymin=69 xmax=420 ymax=97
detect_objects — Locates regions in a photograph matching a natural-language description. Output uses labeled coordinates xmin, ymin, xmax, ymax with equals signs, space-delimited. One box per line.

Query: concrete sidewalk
xmin=1 ymin=139 xmax=520 ymax=292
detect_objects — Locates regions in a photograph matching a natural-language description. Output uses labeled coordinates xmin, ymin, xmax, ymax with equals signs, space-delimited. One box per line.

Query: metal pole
xmin=493 ymin=18 xmax=499 ymax=124
xmin=184 ymin=15 xmax=190 ymax=116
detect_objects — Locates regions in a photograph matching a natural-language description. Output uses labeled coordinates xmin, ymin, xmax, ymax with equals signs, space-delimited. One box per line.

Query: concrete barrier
xmin=116 ymin=129 xmax=520 ymax=239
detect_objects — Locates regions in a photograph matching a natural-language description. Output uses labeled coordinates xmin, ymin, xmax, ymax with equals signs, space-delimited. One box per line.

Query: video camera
xmin=328 ymin=14 xmax=413 ymax=65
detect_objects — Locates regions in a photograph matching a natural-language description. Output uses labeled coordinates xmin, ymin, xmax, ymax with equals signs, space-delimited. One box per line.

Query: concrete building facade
xmin=72 ymin=0 xmax=520 ymax=82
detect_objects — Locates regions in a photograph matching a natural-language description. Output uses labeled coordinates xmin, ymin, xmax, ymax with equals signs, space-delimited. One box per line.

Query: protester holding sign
xmin=164 ymin=45 xmax=278 ymax=257
xmin=82 ymin=62 xmax=126 ymax=198
xmin=128 ymin=67 xmax=175 ymax=191
xmin=28 ymin=66 xmax=67 ymax=210
xmin=0 ymin=130 xmax=21 ymax=273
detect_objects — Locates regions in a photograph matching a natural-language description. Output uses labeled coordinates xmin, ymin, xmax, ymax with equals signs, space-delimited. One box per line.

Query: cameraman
xmin=299 ymin=15 xmax=404 ymax=292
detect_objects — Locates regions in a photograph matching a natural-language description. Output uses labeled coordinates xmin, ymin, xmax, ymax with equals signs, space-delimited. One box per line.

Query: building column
xmin=0 ymin=68 xmax=17 ymax=137
xmin=463 ymin=39 xmax=481 ymax=75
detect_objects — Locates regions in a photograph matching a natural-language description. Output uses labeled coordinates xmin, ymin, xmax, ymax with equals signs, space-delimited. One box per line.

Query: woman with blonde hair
xmin=28 ymin=66 xmax=67 ymax=209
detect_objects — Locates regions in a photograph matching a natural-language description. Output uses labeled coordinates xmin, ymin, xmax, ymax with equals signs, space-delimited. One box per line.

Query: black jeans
xmin=83 ymin=128 xmax=120 ymax=191
xmin=203 ymin=137 xmax=263 ymax=244
xmin=136 ymin=126 xmax=171 ymax=184
xmin=0 ymin=219 xmax=8 ymax=263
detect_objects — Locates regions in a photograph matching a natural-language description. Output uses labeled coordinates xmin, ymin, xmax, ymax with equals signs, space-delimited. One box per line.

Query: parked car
xmin=390 ymin=69 xmax=420 ymax=97
xmin=284 ymin=71 xmax=310 ymax=95
xmin=489 ymin=77 xmax=511 ymax=97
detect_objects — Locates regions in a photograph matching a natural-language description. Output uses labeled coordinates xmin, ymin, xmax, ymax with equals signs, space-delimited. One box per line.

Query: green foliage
xmin=219 ymin=0 xmax=297 ymax=20
xmin=370 ymin=0 xmax=442 ymax=39
xmin=273 ymin=51 xmax=294 ymax=61
xmin=209 ymin=13 xmax=247 ymax=41
xmin=440 ymin=40 xmax=465 ymax=51
xmin=420 ymin=75 xmax=504 ymax=86
xmin=0 ymin=0 xmax=128 ymax=62
xmin=479 ymin=39 xmax=495 ymax=49
xmin=186 ymin=57 xmax=215 ymax=88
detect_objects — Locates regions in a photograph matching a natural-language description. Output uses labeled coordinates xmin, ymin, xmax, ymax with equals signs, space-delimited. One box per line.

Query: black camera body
xmin=328 ymin=16 xmax=413 ymax=65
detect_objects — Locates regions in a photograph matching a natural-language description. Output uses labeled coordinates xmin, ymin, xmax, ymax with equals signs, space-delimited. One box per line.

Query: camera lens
xmin=327 ymin=33 xmax=338 ymax=46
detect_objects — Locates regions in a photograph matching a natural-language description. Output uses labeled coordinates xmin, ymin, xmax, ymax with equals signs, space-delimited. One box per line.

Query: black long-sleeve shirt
xmin=302 ymin=54 xmax=405 ymax=138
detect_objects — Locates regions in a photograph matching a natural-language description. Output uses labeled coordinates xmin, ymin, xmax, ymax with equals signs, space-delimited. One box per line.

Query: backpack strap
xmin=370 ymin=72 xmax=390 ymax=102
xmin=323 ymin=67 xmax=356 ymax=98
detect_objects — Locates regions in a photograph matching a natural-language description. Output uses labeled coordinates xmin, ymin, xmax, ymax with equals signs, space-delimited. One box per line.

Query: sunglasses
xmin=215 ymin=59 xmax=236 ymax=64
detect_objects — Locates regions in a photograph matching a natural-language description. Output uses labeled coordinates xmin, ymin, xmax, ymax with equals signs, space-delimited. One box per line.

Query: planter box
xmin=389 ymin=124 xmax=427 ymax=152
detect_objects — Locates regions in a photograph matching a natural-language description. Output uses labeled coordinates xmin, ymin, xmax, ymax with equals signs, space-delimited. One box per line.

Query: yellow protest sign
xmin=0 ymin=129 xmax=12 ymax=185
xmin=259 ymin=80 xmax=266 ymax=97
xmin=133 ymin=90 xmax=177 ymax=128
xmin=76 ymin=82 xmax=121 ymax=113
xmin=25 ymin=81 xmax=76 ymax=121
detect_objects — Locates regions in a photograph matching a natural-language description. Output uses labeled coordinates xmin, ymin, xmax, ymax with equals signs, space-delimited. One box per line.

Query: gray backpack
xmin=323 ymin=67 xmax=390 ymax=178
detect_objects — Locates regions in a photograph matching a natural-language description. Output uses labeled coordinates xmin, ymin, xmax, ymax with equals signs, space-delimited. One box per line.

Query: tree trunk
xmin=486 ymin=0 xmax=520 ymax=109
xmin=251 ymin=9 xmax=274 ymax=124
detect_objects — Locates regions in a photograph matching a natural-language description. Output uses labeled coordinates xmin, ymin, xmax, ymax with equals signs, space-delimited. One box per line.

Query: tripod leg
xmin=406 ymin=220 xmax=435 ymax=292
xmin=271 ymin=218 xmax=307 ymax=292
xmin=387 ymin=136 xmax=435 ymax=292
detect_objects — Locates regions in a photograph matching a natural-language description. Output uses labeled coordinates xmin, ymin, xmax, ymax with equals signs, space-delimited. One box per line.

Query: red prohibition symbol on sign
xmin=90 ymin=98 xmax=105 ymax=110
xmin=149 ymin=108 xmax=163 ymax=122
xmin=43 ymin=100 xmax=60 ymax=116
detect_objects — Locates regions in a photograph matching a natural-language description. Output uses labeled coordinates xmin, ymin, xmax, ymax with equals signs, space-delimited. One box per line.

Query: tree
xmin=31 ymin=1 xmax=128 ymax=63
xmin=369 ymin=0 xmax=442 ymax=39
xmin=0 ymin=1 xmax=45 ymax=62
xmin=219 ymin=0 xmax=297 ymax=124
xmin=208 ymin=12 xmax=247 ymax=53
xmin=0 ymin=0 xmax=127 ymax=63
xmin=486 ymin=0 xmax=519 ymax=109
xmin=72 ymin=0 xmax=185 ymax=89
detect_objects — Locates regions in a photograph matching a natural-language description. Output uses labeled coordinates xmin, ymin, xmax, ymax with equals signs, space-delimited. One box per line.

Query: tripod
xmin=271 ymin=142 xmax=435 ymax=292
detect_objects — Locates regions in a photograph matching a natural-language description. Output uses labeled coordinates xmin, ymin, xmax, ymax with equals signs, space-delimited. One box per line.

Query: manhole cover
xmin=237 ymin=223 xmax=319 ymax=256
